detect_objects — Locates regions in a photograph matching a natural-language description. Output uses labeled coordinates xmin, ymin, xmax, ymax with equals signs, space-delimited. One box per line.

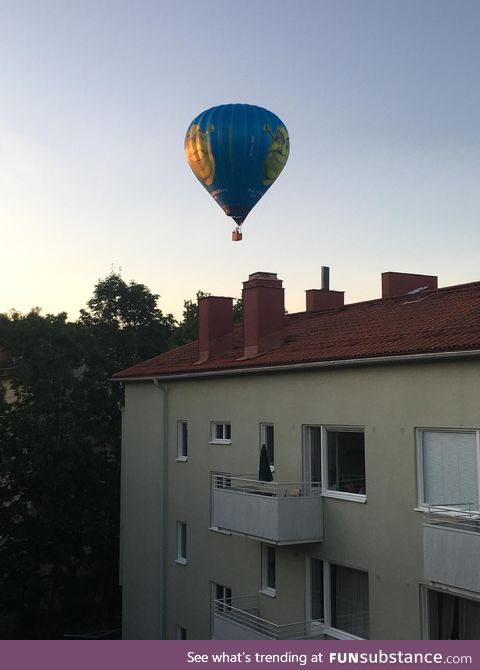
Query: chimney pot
xmin=321 ymin=266 xmax=330 ymax=291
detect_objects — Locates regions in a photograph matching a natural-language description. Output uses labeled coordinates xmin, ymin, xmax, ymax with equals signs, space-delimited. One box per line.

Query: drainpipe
xmin=118 ymin=389 xmax=125 ymax=591
xmin=153 ymin=379 xmax=169 ymax=639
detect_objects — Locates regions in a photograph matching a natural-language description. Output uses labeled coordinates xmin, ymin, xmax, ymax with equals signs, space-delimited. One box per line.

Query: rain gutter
xmin=153 ymin=380 xmax=169 ymax=640
xmin=112 ymin=349 xmax=480 ymax=383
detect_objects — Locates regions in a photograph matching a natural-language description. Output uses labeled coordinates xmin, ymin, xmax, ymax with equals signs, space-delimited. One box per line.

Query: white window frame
xmin=175 ymin=521 xmax=187 ymax=565
xmin=211 ymin=582 xmax=232 ymax=634
xmin=176 ymin=420 xmax=188 ymax=461
xmin=209 ymin=471 xmax=232 ymax=535
xmin=209 ymin=421 xmax=232 ymax=445
xmin=260 ymin=544 xmax=276 ymax=597
xmin=416 ymin=428 xmax=480 ymax=514
xmin=304 ymin=556 xmax=324 ymax=639
xmin=260 ymin=422 xmax=275 ymax=471
xmin=305 ymin=557 xmax=369 ymax=640
xmin=303 ymin=425 xmax=366 ymax=503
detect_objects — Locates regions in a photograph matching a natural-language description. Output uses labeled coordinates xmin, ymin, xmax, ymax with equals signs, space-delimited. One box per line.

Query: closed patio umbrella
xmin=259 ymin=443 xmax=273 ymax=482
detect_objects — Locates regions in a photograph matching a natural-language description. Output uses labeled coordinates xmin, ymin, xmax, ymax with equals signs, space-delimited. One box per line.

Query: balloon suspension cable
xmin=231 ymin=223 xmax=243 ymax=242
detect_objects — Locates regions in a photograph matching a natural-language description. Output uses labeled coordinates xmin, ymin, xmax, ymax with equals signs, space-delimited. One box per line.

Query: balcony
xmin=211 ymin=475 xmax=323 ymax=545
xmin=423 ymin=504 xmax=480 ymax=593
xmin=212 ymin=595 xmax=324 ymax=640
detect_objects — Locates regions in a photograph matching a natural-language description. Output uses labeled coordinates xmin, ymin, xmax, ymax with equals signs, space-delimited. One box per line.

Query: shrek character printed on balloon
xmin=262 ymin=124 xmax=290 ymax=185
xmin=184 ymin=123 xmax=216 ymax=185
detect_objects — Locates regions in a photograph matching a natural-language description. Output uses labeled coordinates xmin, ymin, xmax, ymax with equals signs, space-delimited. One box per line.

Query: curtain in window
xmin=429 ymin=591 xmax=458 ymax=639
xmin=422 ymin=432 xmax=478 ymax=508
xmin=429 ymin=590 xmax=480 ymax=639
xmin=459 ymin=597 xmax=480 ymax=639
xmin=331 ymin=564 xmax=369 ymax=638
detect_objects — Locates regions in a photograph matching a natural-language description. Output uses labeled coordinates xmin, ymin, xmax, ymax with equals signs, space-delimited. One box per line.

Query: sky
xmin=1 ymin=0 xmax=480 ymax=321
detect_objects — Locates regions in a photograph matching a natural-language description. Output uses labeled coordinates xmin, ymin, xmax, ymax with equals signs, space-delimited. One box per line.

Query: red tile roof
xmin=113 ymin=281 xmax=480 ymax=380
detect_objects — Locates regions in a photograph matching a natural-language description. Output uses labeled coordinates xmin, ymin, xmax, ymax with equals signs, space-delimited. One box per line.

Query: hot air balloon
xmin=184 ymin=103 xmax=289 ymax=241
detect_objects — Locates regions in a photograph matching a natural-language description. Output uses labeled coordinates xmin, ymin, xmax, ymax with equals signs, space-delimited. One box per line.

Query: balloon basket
xmin=232 ymin=229 xmax=243 ymax=242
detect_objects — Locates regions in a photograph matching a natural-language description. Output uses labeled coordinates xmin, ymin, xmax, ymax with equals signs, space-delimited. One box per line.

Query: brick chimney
xmin=306 ymin=266 xmax=344 ymax=311
xmin=382 ymin=272 xmax=438 ymax=299
xmin=306 ymin=289 xmax=345 ymax=311
xmin=242 ymin=272 xmax=284 ymax=358
xmin=197 ymin=296 xmax=233 ymax=363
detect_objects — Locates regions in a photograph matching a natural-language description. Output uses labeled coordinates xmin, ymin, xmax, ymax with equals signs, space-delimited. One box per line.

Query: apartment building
xmin=114 ymin=270 xmax=480 ymax=640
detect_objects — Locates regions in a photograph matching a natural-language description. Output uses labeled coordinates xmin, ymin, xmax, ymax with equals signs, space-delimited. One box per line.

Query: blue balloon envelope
xmin=185 ymin=103 xmax=289 ymax=239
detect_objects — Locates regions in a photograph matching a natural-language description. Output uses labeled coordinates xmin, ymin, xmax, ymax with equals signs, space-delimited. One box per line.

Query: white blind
xmin=422 ymin=431 xmax=478 ymax=508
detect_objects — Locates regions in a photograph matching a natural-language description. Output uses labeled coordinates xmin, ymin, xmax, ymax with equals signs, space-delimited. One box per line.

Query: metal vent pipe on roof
xmin=321 ymin=266 xmax=330 ymax=291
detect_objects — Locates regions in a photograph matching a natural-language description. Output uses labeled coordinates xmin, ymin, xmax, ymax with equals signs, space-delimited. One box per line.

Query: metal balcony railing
xmin=211 ymin=474 xmax=324 ymax=543
xmin=213 ymin=474 xmax=322 ymax=498
xmin=213 ymin=595 xmax=324 ymax=640
xmin=424 ymin=503 xmax=480 ymax=533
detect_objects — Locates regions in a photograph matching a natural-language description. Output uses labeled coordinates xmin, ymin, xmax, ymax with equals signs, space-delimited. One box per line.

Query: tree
xmin=0 ymin=310 xmax=119 ymax=637
xmin=174 ymin=291 xmax=209 ymax=346
xmin=233 ymin=297 xmax=243 ymax=323
xmin=0 ymin=273 xmax=175 ymax=638
xmin=80 ymin=272 xmax=176 ymax=373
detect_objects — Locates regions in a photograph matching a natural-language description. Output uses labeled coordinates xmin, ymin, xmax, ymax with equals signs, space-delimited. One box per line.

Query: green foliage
xmin=0 ymin=272 xmax=177 ymax=638
xmin=0 ymin=309 xmax=121 ymax=638
xmin=80 ymin=272 xmax=176 ymax=373
xmin=233 ymin=297 xmax=243 ymax=324
xmin=173 ymin=291 xmax=209 ymax=346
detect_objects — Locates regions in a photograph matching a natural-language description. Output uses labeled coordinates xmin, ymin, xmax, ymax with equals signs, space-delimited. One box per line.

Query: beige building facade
xmin=116 ymin=271 xmax=480 ymax=640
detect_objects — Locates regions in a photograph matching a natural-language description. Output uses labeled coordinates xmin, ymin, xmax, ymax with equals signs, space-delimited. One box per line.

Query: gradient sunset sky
xmin=1 ymin=0 xmax=480 ymax=320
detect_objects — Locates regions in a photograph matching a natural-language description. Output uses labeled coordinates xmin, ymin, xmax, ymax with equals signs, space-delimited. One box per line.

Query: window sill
xmin=209 ymin=526 xmax=231 ymax=536
xmin=323 ymin=491 xmax=367 ymax=504
xmin=259 ymin=588 xmax=276 ymax=598
xmin=175 ymin=558 xmax=187 ymax=566
xmin=209 ymin=440 xmax=232 ymax=446
xmin=176 ymin=456 xmax=188 ymax=462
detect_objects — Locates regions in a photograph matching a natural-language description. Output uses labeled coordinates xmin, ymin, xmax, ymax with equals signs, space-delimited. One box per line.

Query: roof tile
xmin=114 ymin=282 xmax=480 ymax=379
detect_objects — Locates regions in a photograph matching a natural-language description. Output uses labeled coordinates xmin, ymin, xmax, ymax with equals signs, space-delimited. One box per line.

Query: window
xmin=261 ymin=544 xmax=276 ymax=596
xmin=209 ymin=471 xmax=232 ymax=534
xmin=304 ymin=426 xmax=322 ymax=490
xmin=418 ymin=430 xmax=479 ymax=511
xmin=176 ymin=521 xmax=187 ymax=564
xmin=177 ymin=421 xmax=188 ymax=460
xmin=330 ymin=563 xmax=369 ymax=639
xmin=310 ymin=558 xmax=324 ymax=621
xmin=327 ymin=429 xmax=365 ymax=495
xmin=260 ymin=423 xmax=274 ymax=469
xmin=303 ymin=426 xmax=366 ymax=500
xmin=308 ymin=558 xmax=369 ymax=639
xmin=425 ymin=588 xmax=480 ymax=639
xmin=176 ymin=625 xmax=187 ymax=639
xmin=213 ymin=583 xmax=232 ymax=613
xmin=210 ymin=422 xmax=231 ymax=444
